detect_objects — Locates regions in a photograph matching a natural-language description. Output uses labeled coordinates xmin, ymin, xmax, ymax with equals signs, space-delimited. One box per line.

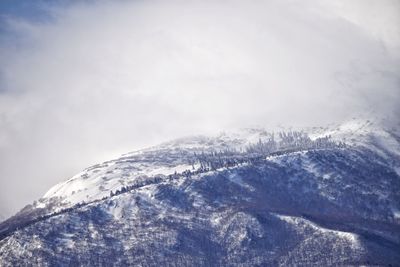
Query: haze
xmin=0 ymin=0 xmax=399 ymax=219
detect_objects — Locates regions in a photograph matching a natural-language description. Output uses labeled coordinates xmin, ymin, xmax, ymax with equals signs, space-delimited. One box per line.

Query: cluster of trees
xmin=0 ymin=200 xmax=89 ymax=240
xmin=247 ymin=131 xmax=343 ymax=155
xmin=194 ymin=132 xmax=345 ymax=172
xmin=109 ymin=176 xmax=164 ymax=197
xmin=193 ymin=150 xmax=247 ymax=171
xmin=4 ymin=170 xmax=196 ymax=240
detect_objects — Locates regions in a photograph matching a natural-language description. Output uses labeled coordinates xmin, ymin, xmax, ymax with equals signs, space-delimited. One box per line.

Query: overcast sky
xmin=0 ymin=0 xmax=399 ymax=219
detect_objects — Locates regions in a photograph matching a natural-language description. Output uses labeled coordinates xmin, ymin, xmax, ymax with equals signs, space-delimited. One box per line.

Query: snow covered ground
xmin=1 ymin=119 xmax=399 ymax=266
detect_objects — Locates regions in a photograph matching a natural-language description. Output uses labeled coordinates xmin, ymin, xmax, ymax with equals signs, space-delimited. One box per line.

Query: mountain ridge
xmin=1 ymin=119 xmax=399 ymax=266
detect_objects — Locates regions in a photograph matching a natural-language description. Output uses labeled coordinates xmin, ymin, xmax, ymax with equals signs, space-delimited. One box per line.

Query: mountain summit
xmin=1 ymin=120 xmax=399 ymax=266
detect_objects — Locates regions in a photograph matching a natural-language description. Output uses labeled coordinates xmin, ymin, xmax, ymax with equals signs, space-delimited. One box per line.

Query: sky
xmin=0 ymin=0 xmax=399 ymax=219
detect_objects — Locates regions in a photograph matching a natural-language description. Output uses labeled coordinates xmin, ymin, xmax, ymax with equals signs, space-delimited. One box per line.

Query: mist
xmin=0 ymin=0 xmax=399 ymax=218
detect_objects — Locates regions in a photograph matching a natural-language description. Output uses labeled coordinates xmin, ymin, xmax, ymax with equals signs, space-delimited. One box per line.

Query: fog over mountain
xmin=0 ymin=0 xmax=399 ymax=219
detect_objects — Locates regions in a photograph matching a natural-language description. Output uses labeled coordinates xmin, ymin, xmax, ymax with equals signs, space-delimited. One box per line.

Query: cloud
xmin=0 ymin=0 xmax=399 ymax=218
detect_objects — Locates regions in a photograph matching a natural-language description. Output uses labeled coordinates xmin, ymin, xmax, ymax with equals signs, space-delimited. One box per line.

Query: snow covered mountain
xmin=0 ymin=119 xmax=399 ymax=266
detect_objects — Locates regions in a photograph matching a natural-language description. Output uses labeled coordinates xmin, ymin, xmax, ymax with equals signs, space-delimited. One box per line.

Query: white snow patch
xmin=57 ymin=233 xmax=75 ymax=249
xmin=146 ymin=164 xmax=193 ymax=176
xmin=190 ymin=191 xmax=206 ymax=208
xmin=394 ymin=167 xmax=400 ymax=177
xmin=303 ymin=160 xmax=320 ymax=177
xmin=138 ymin=184 xmax=158 ymax=198
xmin=276 ymin=214 xmax=361 ymax=249
xmin=210 ymin=213 xmax=223 ymax=226
xmin=228 ymin=173 xmax=255 ymax=191
xmin=228 ymin=173 xmax=244 ymax=185
xmin=391 ymin=208 xmax=400 ymax=220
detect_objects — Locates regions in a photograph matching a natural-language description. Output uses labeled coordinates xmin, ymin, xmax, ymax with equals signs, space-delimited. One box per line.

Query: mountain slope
xmin=1 ymin=120 xmax=399 ymax=266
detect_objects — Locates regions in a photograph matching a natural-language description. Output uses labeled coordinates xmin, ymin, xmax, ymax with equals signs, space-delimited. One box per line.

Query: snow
xmin=35 ymin=118 xmax=399 ymax=227
xmin=395 ymin=167 xmax=400 ymax=177
xmin=146 ymin=164 xmax=192 ymax=176
xmin=392 ymin=208 xmax=400 ymax=220
xmin=309 ymin=118 xmax=400 ymax=161
xmin=276 ymin=214 xmax=361 ymax=249
xmin=103 ymin=193 xmax=140 ymax=222
xmin=2 ymin=119 xmax=400 ymax=266
xmin=190 ymin=191 xmax=206 ymax=208
xmin=41 ymin=157 xmax=193 ymax=213
xmin=227 ymin=172 xmax=255 ymax=191
xmin=58 ymin=236 xmax=75 ymax=249
xmin=137 ymin=184 xmax=159 ymax=200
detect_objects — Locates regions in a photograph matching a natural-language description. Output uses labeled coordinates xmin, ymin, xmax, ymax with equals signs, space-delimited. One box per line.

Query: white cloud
xmin=0 ymin=0 xmax=399 ymax=218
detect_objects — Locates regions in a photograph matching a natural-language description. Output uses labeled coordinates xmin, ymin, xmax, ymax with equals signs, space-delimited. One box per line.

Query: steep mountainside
xmin=0 ymin=120 xmax=399 ymax=266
